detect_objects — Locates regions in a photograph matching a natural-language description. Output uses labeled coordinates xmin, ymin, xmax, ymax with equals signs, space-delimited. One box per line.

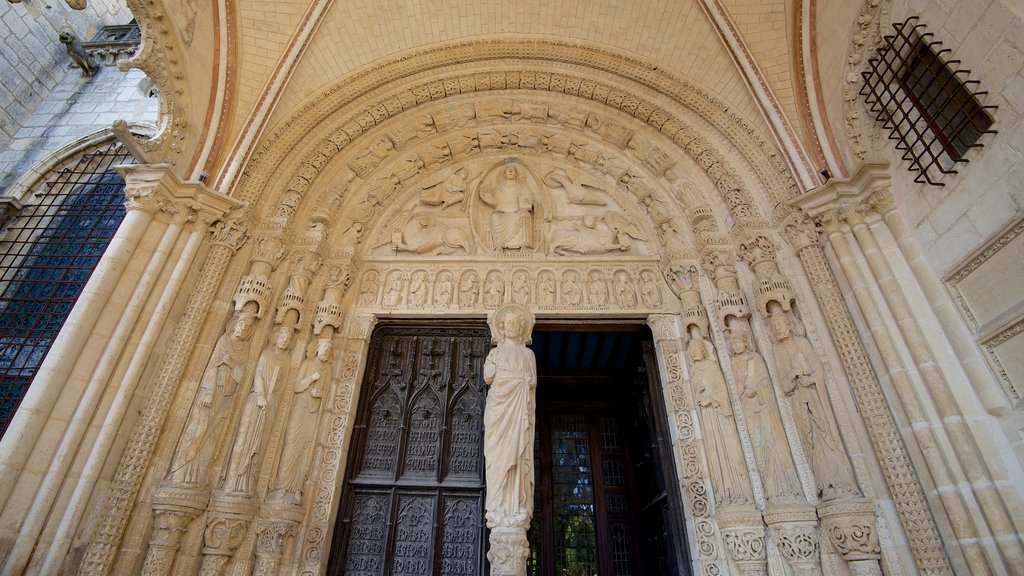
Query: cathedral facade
xmin=0 ymin=0 xmax=1022 ymax=574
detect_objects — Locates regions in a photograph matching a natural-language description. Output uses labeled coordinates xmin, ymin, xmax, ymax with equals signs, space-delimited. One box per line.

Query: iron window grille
xmin=0 ymin=141 xmax=133 ymax=437
xmin=861 ymin=17 xmax=996 ymax=186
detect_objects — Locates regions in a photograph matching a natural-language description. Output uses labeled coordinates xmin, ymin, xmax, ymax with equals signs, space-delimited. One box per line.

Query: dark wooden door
xmin=328 ymin=323 xmax=490 ymax=576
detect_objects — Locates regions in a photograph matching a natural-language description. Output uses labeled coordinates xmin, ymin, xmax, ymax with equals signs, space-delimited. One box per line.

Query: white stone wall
xmin=0 ymin=1 xmax=131 ymax=153
xmin=0 ymin=65 xmax=158 ymax=194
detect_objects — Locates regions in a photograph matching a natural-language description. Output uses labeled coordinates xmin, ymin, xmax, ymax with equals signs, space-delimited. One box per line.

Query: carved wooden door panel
xmin=328 ymin=324 xmax=490 ymax=575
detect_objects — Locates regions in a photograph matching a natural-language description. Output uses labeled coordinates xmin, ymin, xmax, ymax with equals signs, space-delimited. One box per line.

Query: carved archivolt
xmin=82 ymin=40 xmax=950 ymax=576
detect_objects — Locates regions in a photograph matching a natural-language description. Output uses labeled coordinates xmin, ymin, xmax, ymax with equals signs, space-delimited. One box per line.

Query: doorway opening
xmin=527 ymin=325 xmax=689 ymax=576
xmin=327 ymin=321 xmax=688 ymax=575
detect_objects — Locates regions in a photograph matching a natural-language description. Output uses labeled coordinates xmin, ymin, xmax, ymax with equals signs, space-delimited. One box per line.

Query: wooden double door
xmin=328 ymin=323 xmax=687 ymax=575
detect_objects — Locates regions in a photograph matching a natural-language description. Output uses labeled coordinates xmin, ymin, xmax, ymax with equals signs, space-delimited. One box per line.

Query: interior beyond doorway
xmin=527 ymin=325 xmax=689 ymax=576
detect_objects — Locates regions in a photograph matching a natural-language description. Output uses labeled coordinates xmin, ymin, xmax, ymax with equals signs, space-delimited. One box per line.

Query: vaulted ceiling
xmin=124 ymin=0 xmax=861 ymax=192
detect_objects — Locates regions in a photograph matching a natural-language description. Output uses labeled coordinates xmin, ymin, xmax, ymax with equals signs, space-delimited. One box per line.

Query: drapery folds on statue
xmin=483 ymin=304 xmax=537 ymax=576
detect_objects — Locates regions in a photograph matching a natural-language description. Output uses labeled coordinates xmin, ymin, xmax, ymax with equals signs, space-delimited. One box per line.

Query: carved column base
xmin=818 ymin=499 xmax=881 ymax=576
xmin=488 ymin=526 xmax=529 ymax=576
xmin=140 ymin=483 xmax=209 ymax=576
xmin=716 ymin=508 xmax=767 ymax=576
xmin=198 ymin=495 xmax=257 ymax=576
xmin=764 ymin=505 xmax=821 ymax=576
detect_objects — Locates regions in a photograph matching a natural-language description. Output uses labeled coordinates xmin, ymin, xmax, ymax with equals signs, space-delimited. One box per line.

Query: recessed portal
xmin=327 ymin=322 xmax=687 ymax=575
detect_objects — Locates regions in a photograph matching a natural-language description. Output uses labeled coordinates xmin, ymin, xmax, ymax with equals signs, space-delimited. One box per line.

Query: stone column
xmin=777 ymin=203 xmax=952 ymax=573
xmin=80 ymin=216 xmax=249 ymax=576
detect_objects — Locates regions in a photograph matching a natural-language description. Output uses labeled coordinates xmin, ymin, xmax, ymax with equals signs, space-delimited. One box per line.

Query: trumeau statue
xmin=272 ymin=337 xmax=332 ymax=501
xmin=484 ymin=304 xmax=537 ymax=576
xmin=168 ymin=308 xmax=256 ymax=486
xmin=727 ymin=326 xmax=804 ymax=504
xmin=222 ymin=324 xmax=294 ymax=495
xmin=769 ymin=311 xmax=858 ymax=500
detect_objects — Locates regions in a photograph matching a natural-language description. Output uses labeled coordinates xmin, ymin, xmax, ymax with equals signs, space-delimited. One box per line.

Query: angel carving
xmin=549 ymin=211 xmax=646 ymax=255
xmin=542 ymin=168 xmax=607 ymax=206
xmin=419 ymin=167 xmax=481 ymax=211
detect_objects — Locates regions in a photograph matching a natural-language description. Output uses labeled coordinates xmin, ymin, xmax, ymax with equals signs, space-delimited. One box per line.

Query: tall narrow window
xmin=0 ymin=141 xmax=133 ymax=437
xmin=861 ymin=17 xmax=996 ymax=185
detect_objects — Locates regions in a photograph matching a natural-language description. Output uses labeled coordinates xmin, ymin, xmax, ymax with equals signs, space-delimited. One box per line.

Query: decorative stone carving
xmin=459 ymin=270 xmax=480 ymax=308
xmin=542 ymin=167 xmax=607 ymax=205
xmin=740 ymin=235 xmax=793 ymax=315
xmin=687 ymin=332 xmax=753 ymax=507
xmin=168 ymin=309 xmax=256 ymax=486
xmin=549 ymin=211 xmax=645 ymax=255
xmin=221 ymin=324 xmax=294 ymax=495
xmin=819 ymin=500 xmax=882 ymax=576
xmin=479 ymin=162 xmax=538 ymax=251
xmin=383 ymin=271 xmax=405 ymax=307
xmin=275 ymin=251 xmax=322 ymax=325
xmin=484 ymin=270 xmax=505 ymax=308
xmin=613 ymin=269 xmax=638 ymax=307
xmin=639 ymin=269 xmax=663 ymax=308
xmin=198 ymin=500 xmax=252 ymax=576
xmin=703 ymin=251 xmax=749 ymax=325
xmin=727 ymin=324 xmax=804 ymax=504
xmin=716 ymin=509 xmax=767 ymax=576
xmin=587 ymin=269 xmax=609 ymax=306
xmin=272 ymin=337 xmax=332 ymax=501
xmin=561 ymin=270 xmax=583 ymax=306
xmin=140 ymin=485 xmax=209 ymax=576
xmin=511 ymin=269 xmax=531 ymax=305
xmin=768 ymin=311 xmax=858 ymax=501
xmin=484 ymin=305 xmax=537 ymax=575
xmin=536 ymin=270 xmax=556 ymax=306
xmin=407 ymin=270 xmax=429 ymax=308
xmin=434 ymin=270 xmax=454 ymax=308
xmin=253 ymin=520 xmax=297 ymax=576
xmin=392 ymin=213 xmax=475 ymax=255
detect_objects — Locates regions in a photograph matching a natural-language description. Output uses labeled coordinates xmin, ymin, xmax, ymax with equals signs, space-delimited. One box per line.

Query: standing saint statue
xmin=688 ymin=333 xmax=752 ymax=507
xmin=480 ymin=163 xmax=534 ymax=251
xmin=769 ymin=312 xmax=857 ymax=500
xmin=168 ymin=309 xmax=255 ymax=486
xmin=272 ymin=337 xmax=332 ymax=502
xmin=728 ymin=327 xmax=803 ymax=504
xmin=222 ymin=324 xmax=294 ymax=495
xmin=484 ymin=304 xmax=537 ymax=576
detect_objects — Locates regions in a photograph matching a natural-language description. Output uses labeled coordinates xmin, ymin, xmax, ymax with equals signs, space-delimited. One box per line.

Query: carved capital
xmin=818 ymin=499 xmax=881 ymax=562
xmin=764 ymin=505 xmax=820 ymax=576
xmin=487 ymin=527 xmax=530 ymax=576
xmin=782 ymin=213 xmax=819 ymax=253
xmin=251 ymin=234 xmax=286 ymax=267
xmin=717 ymin=509 xmax=767 ymax=575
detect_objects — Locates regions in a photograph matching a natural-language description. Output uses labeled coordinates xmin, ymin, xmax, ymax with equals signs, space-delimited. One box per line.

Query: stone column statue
xmin=727 ymin=327 xmax=804 ymax=504
xmin=168 ymin=308 xmax=256 ymax=486
xmin=769 ymin=311 xmax=857 ymax=500
xmin=271 ymin=337 xmax=332 ymax=501
xmin=483 ymin=304 xmax=537 ymax=576
xmin=687 ymin=333 xmax=752 ymax=508
xmin=221 ymin=324 xmax=294 ymax=495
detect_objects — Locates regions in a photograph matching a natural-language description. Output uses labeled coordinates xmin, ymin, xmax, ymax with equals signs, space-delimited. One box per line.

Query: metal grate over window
xmin=861 ymin=17 xmax=997 ymax=186
xmin=0 ymin=141 xmax=133 ymax=437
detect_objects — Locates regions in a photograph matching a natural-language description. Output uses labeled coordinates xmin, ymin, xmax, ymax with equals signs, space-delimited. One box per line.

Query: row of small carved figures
xmin=356 ymin=267 xmax=666 ymax=309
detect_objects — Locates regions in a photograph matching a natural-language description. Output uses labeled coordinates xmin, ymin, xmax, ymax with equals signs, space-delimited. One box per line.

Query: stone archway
xmin=83 ymin=40 xmax=949 ymax=576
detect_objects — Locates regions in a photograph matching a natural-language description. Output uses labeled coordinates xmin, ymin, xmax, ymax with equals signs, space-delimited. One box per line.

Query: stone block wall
xmin=0 ymin=0 xmax=148 ymax=193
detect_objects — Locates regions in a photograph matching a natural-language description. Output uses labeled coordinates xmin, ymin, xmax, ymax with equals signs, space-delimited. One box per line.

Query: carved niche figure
xmin=358 ymin=270 xmax=379 ymax=306
xmin=688 ymin=333 xmax=751 ymax=507
xmin=479 ymin=163 xmax=535 ymax=251
xmin=639 ymin=269 xmax=662 ymax=308
xmin=434 ymin=271 xmax=454 ymax=308
xmin=484 ymin=270 xmax=505 ymax=308
xmin=562 ymin=270 xmax=583 ymax=306
xmin=272 ymin=337 xmax=332 ymax=501
xmin=511 ymin=270 xmax=531 ymax=305
xmin=728 ymin=327 xmax=803 ymax=504
xmin=408 ymin=270 xmax=429 ymax=308
xmin=769 ymin=312 xmax=857 ymax=500
xmin=169 ymin=309 xmax=255 ymax=486
xmin=459 ymin=271 xmax=479 ymax=308
xmin=537 ymin=270 xmax=556 ymax=306
xmin=383 ymin=272 xmax=404 ymax=307
xmin=614 ymin=270 xmax=637 ymax=307
xmin=484 ymin=305 xmax=538 ymax=530
xmin=587 ymin=270 xmax=609 ymax=306
xmin=222 ymin=324 xmax=294 ymax=495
